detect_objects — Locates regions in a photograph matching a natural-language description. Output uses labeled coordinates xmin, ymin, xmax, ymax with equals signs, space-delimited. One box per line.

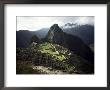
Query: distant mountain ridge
xmin=62 ymin=24 xmax=94 ymax=45
xmin=16 ymin=28 xmax=48 ymax=47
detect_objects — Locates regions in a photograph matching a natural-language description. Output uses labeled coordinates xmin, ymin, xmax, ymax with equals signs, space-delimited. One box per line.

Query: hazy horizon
xmin=17 ymin=16 xmax=94 ymax=31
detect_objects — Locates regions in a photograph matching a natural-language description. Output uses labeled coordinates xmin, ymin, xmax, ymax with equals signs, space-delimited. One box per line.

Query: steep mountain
xmin=46 ymin=24 xmax=94 ymax=63
xmin=62 ymin=24 xmax=94 ymax=45
xmin=46 ymin=24 xmax=66 ymax=46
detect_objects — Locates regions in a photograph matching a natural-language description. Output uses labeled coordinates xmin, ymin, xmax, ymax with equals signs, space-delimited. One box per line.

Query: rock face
xmin=46 ymin=24 xmax=94 ymax=63
xmin=46 ymin=24 xmax=66 ymax=46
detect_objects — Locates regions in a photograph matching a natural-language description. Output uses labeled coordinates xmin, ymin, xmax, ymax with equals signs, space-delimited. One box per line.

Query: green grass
xmin=37 ymin=42 xmax=66 ymax=61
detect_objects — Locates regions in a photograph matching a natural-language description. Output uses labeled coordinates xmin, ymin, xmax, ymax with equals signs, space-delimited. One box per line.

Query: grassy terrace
xmin=37 ymin=42 xmax=66 ymax=61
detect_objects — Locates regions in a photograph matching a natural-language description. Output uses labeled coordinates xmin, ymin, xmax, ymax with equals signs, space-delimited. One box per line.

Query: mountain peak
xmin=52 ymin=24 xmax=59 ymax=27
xmin=51 ymin=24 xmax=59 ymax=28
xmin=50 ymin=24 xmax=63 ymax=33
xmin=46 ymin=24 xmax=65 ymax=44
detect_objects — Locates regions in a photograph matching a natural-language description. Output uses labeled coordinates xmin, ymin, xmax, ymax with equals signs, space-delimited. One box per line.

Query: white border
xmin=5 ymin=4 xmax=107 ymax=87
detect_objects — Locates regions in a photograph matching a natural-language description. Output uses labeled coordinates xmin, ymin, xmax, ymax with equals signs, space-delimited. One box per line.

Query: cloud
xmin=17 ymin=16 xmax=94 ymax=31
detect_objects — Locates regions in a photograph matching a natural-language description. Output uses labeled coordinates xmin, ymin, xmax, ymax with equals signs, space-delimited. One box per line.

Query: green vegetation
xmin=16 ymin=42 xmax=94 ymax=74
xmin=37 ymin=42 xmax=67 ymax=61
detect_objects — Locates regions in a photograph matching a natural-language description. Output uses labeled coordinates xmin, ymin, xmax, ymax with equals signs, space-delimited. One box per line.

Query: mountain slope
xmin=16 ymin=30 xmax=33 ymax=48
xmin=46 ymin=24 xmax=94 ymax=63
xmin=62 ymin=24 xmax=94 ymax=45
xmin=16 ymin=28 xmax=49 ymax=48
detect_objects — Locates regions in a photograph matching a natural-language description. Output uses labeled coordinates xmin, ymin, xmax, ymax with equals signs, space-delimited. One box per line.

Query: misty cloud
xmin=17 ymin=16 xmax=94 ymax=31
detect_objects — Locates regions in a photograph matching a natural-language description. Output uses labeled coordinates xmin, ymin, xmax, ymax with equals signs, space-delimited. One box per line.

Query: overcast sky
xmin=17 ymin=16 xmax=94 ymax=31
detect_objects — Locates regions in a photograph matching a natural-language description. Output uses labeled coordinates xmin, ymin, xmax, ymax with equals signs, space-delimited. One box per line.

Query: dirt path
xmin=32 ymin=66 xmax=66 ymax=74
